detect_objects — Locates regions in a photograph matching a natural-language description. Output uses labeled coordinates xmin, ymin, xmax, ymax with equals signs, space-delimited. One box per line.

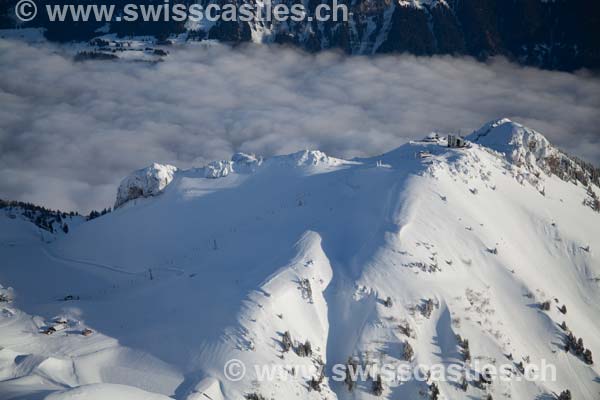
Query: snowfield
xmin=1 ymin=119 xmax=599 ymax=400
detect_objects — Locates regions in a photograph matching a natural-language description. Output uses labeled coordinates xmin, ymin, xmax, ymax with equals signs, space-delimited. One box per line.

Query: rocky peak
xmin=115 ymin=163 xmax=177 ymax=208
xmin=468 ymin=118 xmax=599 ymax=188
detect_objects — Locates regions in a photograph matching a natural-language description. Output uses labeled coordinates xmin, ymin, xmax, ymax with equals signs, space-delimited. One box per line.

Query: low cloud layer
xmin=1 ymin=39 xmax=599 ymax=212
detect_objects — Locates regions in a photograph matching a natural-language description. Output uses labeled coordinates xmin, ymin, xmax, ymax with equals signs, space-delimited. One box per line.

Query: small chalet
xmin=44 ymin=322 xmax=67 ymax=335
xmin=447 ymin=135 xmax=467 ymax=148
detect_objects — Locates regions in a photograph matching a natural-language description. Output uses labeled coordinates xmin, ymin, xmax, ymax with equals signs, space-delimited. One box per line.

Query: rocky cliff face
xmin=2 ymin=0 xmax=599 ymax=71
xmin=265 ymin=0 xmax=600 ymax=71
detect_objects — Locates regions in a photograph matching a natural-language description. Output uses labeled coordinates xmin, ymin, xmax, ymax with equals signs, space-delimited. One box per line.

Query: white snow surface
xmin=1 ymin=119 xmax=599 ymax=400
xmin=44 ymin=383 xmax=173 ymax=400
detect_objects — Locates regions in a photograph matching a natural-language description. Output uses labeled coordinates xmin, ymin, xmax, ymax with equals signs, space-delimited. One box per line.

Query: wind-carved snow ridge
xmin=204 ymin=152 xmax=263 ymax=178
xmin=230 ymin=152 xmax=263 ymax=173
xmin=115 ymin=153 xmax=263 ymax=207
xmin=268 ymin=149 xmax=352 ymax=168
xmin=115 ymin=150 xmax=348 ymax=207
xmin=203 ymin=160 xmax=234 ymax=179
xmin=115 ymin=163 xmax=178 ymax=208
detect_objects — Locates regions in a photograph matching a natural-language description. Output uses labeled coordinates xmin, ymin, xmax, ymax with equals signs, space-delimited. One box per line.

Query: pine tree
xmin=575 ymin=338 xmax=584 ymax=355
xmin=558 ymin=389 xmax=572 ymax=400
xmin=429 ymin=382 xmax=440 ymax=400
xmin=344 ymin=358 xmax=358 ymax=391
xmin=399 ymin=323 xmax=412 ymax=337
xmin=384 ymin=296 xmax=393 ymax=308
xmin=559 ymin=304 xmax=567 ymax=314
xmin=422 ymin=299 xmax=434 ymax=318
xmin=303 ymin=340 xmax=312 ymax=357
xmin=308 ymin=369 xmax=324 ymax=392
xmin=516 ymin=361 xmax=524 ymax=374
xmin=295 ymin=339 xmax=312 ymax=357
xmin=560 ymin=321 xmax=568 ymax=331
xmin=457 ymin=335 xmax=471 ymax=361
xmin=281 ymin=331 xmax=292 ymax=352
xmin=372 ymin=374 xmax=384 ymax=396
xmin=403 ymin=341 xmax=414 ymax=361
xmin=459 ymin=376 xmax=468 ymax=391
xmin=583 ymin=348 xmax=594 ymax=365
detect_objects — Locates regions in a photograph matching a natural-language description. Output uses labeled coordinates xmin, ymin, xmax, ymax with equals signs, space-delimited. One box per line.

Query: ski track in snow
xmin=43 ymin=247 xmax=187 ymax=278
xmin=42 ymin=247 xmax=145 ymax=277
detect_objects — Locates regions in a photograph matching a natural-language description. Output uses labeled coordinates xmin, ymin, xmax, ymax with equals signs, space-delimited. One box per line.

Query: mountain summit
xmin=1 ymin=119 xmax=599 ymax=400
xmin=468 ymin=118 xmax=600 ymax=189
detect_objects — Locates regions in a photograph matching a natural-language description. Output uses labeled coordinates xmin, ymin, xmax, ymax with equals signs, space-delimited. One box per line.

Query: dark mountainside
xmin=1 ymin=0 xmax=599 ymax=71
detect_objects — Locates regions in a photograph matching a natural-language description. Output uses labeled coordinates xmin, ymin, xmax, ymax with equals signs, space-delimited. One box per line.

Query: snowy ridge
xmin=115 ymin=154 xmax=263 ymax=208
xmin=267 ymin=150 xmax=353 ymax=168
xmin=204 ymin=153 xmax=263 ymax=179
xmin=115 ymin=150 xmax=351 ymax=208
xmin=1 ymin=119 xmax=599 ymax=400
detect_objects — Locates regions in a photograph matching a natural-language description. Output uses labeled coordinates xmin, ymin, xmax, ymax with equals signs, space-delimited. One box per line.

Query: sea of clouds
xmin=1 ymin=38 xmax=599 ymax=212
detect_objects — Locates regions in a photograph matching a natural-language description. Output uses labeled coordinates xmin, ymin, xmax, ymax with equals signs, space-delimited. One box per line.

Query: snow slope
xmin=1 ymin=119 xmax=599 ymax=400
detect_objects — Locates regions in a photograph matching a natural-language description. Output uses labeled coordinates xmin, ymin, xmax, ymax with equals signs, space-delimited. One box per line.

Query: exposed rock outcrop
xmin=115 ymin=163 xmax=177 ymax=208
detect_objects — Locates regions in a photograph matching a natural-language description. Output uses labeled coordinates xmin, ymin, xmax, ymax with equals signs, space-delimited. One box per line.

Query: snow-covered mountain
xmin=1 ymin=119 xmax=599 ymax=400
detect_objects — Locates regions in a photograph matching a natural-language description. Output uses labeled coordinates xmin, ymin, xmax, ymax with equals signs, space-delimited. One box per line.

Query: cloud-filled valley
xmin=1 ymin=39 xmax=599 ymax=212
